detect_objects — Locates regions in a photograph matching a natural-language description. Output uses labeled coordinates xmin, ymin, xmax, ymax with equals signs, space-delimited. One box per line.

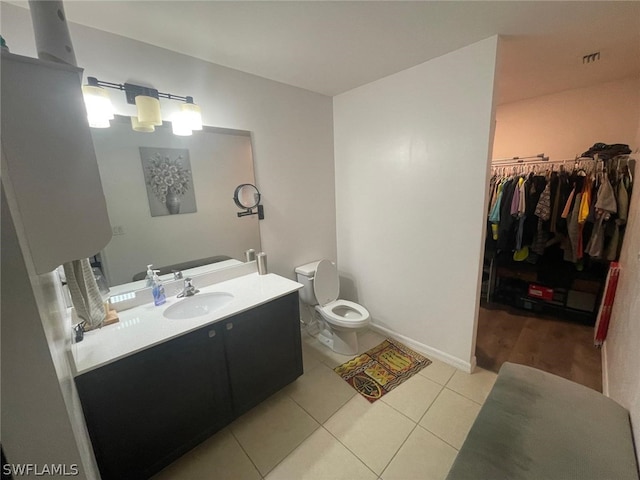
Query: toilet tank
xmin=295 ymin=261 xmax=321 ymax=305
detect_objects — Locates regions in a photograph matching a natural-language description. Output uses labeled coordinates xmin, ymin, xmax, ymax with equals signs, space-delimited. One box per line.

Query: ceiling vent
xmin=582 ymin=52 xmax=601 ymax=64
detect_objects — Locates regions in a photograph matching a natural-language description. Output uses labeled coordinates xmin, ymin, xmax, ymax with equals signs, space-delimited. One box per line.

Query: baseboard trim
xmin=369 ymin=323 xmax=475 ymax=373
xmin=602 ymin=341 xmax=609 ymax=396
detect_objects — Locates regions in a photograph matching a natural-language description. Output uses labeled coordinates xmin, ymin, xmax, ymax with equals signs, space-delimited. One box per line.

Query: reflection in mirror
xmin=92 ymin=116 xmax=261 ymax=289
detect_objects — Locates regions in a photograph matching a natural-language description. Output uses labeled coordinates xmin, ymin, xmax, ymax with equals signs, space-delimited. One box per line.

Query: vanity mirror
xmin=92 ymin=116 xmax=261 ymax=288
xmin=234 ymin=183 xmax=264 ymax=219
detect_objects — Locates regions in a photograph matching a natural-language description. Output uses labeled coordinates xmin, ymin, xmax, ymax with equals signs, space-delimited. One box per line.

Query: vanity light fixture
xmin=81 ymin=76 xmax=203 ymax=136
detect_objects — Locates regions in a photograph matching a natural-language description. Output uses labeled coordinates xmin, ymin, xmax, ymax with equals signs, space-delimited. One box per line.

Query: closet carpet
xmin=475 ymin=303 xmax=602 ymax=392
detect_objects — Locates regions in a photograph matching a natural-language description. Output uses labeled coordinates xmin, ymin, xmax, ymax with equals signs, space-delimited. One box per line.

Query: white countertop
xmin=72 ymin=272 xmax=303 ymax=375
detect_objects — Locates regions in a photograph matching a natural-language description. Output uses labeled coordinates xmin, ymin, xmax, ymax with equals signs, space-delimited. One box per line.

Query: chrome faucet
xmin=172 ymin=270 xmax=183 ymax=280
xmin=177 ymin=277 xmax=199 ymax=298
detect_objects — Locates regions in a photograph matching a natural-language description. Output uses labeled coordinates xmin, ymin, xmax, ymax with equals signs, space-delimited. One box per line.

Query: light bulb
xmin=82 ymin=85 xmax=114 ymax=128
xmin=180 ymin=102 xmax=203 ymax=131
xmin=171 ymin=111 xmax=192 ymax=136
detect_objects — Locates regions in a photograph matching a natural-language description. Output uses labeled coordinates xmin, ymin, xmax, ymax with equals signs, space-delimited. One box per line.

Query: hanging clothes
xmin=531 ymin=180 xmax=551 ymax=256
xmin=510 ymin=178 xmax=522 ymax=216
xmin=488 ymin=180 xmax=504 ymax=240
xmin=585 ymin=173 xmax=617 ymax=258
xmin=497 ymin=178 xmax=518 ymax=251
xmin=605 ymin=179 xmax=629 ymax=260
xmin=564 ymin=192 xmax=583 ymax=263
xmin=560 ymin=187 xmax=576 ymax=219
xmin=489 ymin=154 xmax=632 ymax=263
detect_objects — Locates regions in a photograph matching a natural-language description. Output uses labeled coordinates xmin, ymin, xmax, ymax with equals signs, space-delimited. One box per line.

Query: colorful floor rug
xmin=334 ymin=338 xmax=432 ymax=403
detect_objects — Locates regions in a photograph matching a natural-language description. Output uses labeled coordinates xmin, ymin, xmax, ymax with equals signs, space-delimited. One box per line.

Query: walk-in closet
xmin=475 ymin=73 xmax=639 ymax=391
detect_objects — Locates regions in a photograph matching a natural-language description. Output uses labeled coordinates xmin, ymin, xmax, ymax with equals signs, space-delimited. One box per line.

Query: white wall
xmin=1 ymin=187 xmax=98 ymax=479
xmin=493 ymin=76 xmax=640 ymax=159
xmin=1 ymin=2 xmax=336 ymax=280
xmin=604 ymin=122 xmax=640 ymax=458
xmin=334 ymin=36 xmax=499 ymax=371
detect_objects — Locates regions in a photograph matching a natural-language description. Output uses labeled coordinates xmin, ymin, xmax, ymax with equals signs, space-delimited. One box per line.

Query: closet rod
xmin=552 ymin=156 xmax=595 ymax=163
xmin=492 ymin=155 xmax=599 ymax=167
xmin=491 ymin=153 xmax=547 ymax=164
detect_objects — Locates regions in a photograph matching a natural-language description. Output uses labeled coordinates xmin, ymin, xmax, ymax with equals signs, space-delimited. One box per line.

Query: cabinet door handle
xmin=208 ymin=330 xmax=216 ymax=338
xmin=226 ymin=322 xmax=233 ymax=330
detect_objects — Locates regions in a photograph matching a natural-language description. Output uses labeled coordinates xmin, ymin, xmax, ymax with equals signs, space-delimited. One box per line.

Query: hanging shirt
xmin=518 ymin=177 xmax=527 ymax=217
xmin=561 ymin=187 xmax=576 ymax=219
xmin=549 ymin=173 xmax=563 ymax=233
xmin=535 ymin=182 xmax=552 ymax=221
xmin=497 ymin=179 xmax=518 ymax=251
xmin=578 ymin=177 xmax=592 ymax=224
xmin=605 ymin=180 xmax=629 ymax=261
xmin=488 ymin=182 xmax=504 ymax=224
xmin=510 ymin=178 xmax=521 ymax=216
xmin=488 ymin=178 xmax=501 ymax=214
xmin=565 ymin=192 xmax=583 ymax=263
xmin=595 ymin=175 xmax=617 ymax=213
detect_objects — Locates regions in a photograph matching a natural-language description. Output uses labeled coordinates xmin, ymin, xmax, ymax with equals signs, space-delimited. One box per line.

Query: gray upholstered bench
xmin=447 ymin=362 xmax=639 ymax=480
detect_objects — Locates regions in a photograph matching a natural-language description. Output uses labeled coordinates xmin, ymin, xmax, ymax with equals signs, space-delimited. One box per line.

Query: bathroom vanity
xmin=73 ymin=272 xmax=303 ymax=480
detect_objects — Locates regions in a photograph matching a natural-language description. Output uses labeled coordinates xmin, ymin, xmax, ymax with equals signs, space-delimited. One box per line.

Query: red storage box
xmin=528 ymin=284 xmax=554 ymax=301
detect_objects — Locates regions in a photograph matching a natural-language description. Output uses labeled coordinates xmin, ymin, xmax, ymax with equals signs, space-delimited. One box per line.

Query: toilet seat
xmin=317 ymin=300 xmax=370 ymax=328
xmin=313 ymin=259 xmax=340 ymax=306
xmin=313 ymin=260 xmax=370 ymax=329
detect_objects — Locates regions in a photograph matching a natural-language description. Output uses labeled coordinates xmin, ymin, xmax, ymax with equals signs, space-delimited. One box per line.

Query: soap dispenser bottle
xmin=145 ymin=264 xmax=154 ymax=287
xmin=152 ymin=270 xmax=166 ymax=306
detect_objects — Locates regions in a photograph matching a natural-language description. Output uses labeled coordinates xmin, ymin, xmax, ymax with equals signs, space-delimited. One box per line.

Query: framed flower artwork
xmin=140 ymin=147 xmax=198 ymax=216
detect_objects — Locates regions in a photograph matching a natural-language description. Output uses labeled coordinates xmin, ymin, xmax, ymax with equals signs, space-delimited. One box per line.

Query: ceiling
xmin=8 ymin=1 xmax=640 ymax=104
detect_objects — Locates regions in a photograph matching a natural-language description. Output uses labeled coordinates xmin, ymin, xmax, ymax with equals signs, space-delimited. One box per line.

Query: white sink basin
xmin=163 ymin=292 xmax=234 ymax=320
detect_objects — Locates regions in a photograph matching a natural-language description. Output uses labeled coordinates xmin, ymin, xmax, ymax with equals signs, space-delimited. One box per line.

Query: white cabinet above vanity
xmin=1 ymin=52 xmax=111 ymax=273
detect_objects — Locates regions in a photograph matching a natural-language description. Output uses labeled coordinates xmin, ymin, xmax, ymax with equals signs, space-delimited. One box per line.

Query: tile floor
xmin=154 ymin=329 xmax=497 ymax=480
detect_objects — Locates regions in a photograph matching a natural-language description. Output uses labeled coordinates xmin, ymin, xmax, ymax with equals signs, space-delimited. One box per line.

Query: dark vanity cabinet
xmin=75 ymin=292 xmax=302 ymax=480
xmin=224 ymin=291 xmax=303 ymax=416
xmin=75 ymin=323 xmax=232 ymax=480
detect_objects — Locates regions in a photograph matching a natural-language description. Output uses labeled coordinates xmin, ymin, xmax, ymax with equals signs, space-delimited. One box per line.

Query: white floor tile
xmin=324 ymin=395 xmax=415 ymax=475
xmin=265 ymin=428 xmax=377 ymax=480
xmin=381 ymin=426 xmax=458 ymax=480
xmin=285 ymin=363 xmax=356 ymax=423
xmin=152 ymin=332 xmax=489 ymax=480
xmin=152 ymin=428 xmax=260 ymax=480
xmin=446 ymin=367 xmax=497 ymax=404
xmin=302 ymin=332 xmax=355 ymax=368
xmin=418 ymin=357 xmax=457 ymax=386
xmin=380 ymin=373 xmax=443 ymax=422
xmin=356 ymin=330 xmax=387 ymax=353
xmin=230 ymin=392 xmax=319 ymax=476
xmin=419 ymin=388 xmax=481 ymax=449
xmin=301 ymin=341 xmax=323 ymax=372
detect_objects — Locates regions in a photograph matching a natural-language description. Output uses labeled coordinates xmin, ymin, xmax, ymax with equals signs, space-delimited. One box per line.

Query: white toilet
xmin=295 ymin=259 xmax=370 ymax=355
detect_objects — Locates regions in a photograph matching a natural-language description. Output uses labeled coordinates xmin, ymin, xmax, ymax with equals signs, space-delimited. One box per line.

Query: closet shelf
xmin=488 ymin=251 xmax=606 ymax=325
